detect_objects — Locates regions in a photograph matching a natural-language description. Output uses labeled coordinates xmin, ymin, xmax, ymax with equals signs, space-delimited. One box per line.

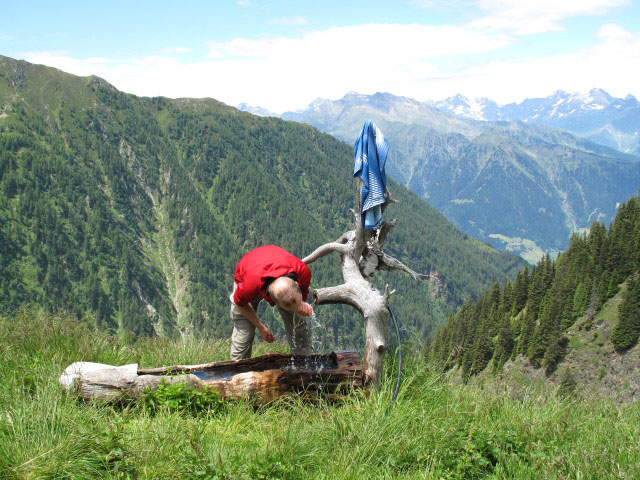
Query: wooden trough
xmin=59 ymin=351 xmax=363 ymax=404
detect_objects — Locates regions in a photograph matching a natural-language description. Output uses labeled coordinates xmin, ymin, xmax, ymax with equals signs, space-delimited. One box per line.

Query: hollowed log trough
xmin=59 ymin=351 xmax=363 ymax=404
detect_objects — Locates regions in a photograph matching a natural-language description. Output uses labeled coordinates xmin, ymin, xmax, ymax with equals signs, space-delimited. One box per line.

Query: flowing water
xmin=282 ymin=355 xmax=333 ymax=373
xmin=191 ymin=371 xmax=234 ymax=381
xmin=289 ymin=310 xmax=324 ymax=354
xmin=307 ymin=312 xmax=324 ymax=352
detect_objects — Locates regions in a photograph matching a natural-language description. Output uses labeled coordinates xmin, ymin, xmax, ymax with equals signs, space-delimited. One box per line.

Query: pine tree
xmin=493 ymin=314 xmax=514 ymax=371
xmin=608 ymin=198 xmax=639 ymax=277
xmin=611 ymin=274 xmax=640 ymax=351
xmin=501 ymin=281 xmax=514 ymax=317
xmin=527 ymin=307 xmax=548 ymax=367
xmin=588 ymin=221 xmax=607 ymax=277
xmin=511 ymin=266 xmax=529 ymax=316
xmin=542 ymin=335 xmax=569 ymax=375
xmin=470 ymin=334 xmax=494 ymax=375
xmin=427 ymin=194 xmax=640 ymax=377
xmin=527 ymin=257 xmax=550 ymax=320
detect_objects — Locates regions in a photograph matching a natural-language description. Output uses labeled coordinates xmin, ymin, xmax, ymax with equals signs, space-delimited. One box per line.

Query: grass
xmin=594 ymin=280 xmax=627 ymax=330
xmin=2 ymin=310 xmax=640 ymax=479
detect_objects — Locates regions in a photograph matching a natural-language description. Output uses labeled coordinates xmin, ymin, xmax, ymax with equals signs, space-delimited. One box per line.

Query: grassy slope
xmin=1 ymin=311 xmax=639 ymax=479
xmin=501 ymin=279 xmax=640 ymax=403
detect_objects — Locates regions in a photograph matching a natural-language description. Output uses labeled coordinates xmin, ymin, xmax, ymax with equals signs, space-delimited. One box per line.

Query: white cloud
xmin=431 ymin=24 xmax=640 ymax=103
xmin=20 ymin=24 xmax=506 ymax=112
xmin=201 ymin=24 xmax=510 ymax=110
xmin=208 ymin=24 xmax=509 ymax=60
xmin=269 ymin=16 xmax=308 ymax=26
xmin=0 ymin=33 xmax=15 ymax=41
xmin=596 ymin=22 xmax=635 ymax=40
xmin=470 ymin=0 xmax=630 ymax=34
xmin=237 ymin=0 xmax=251 ymax=6
xmin=17 ymin=23 xmax=640 ymax=113
xmin=18 ymin=51 xmax=114 ymax=73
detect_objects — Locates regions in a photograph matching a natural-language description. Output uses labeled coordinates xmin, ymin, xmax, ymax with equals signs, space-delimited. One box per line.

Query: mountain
xmin=427 ymin=195 xmax=640 ymax=402
xmin=236 ymin=103 xmax=278 ymax=118
xmin=436 ymin=89 xmax=640 ymax=156
xmin=0 ymin=56 xmax=525 ymax=344
xmin=281 ymin=92 xmax=640 ymax=262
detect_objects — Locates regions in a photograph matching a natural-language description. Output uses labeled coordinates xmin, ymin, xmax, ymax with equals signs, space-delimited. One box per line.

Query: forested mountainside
xmin=281 ymin=92 xmax=640 ymax=261
xmin=0 ymin=56 xmax=524 ymax=344
xmin=427 ymin=195 xmax=640 ymax=381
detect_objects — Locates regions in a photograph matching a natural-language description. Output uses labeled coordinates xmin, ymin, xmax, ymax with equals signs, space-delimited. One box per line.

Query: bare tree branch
xmin=379 ymin=253 xmax=429 ymax=281
xmin=313 ymin=284 xmax=363 ymax=312
xmin=303 ymin=231 xmax=353 ymax=265
xmin=383 ymin=284 xmax=396 ymax=302
xmin=302 ymin=242 xmax=350 ymax=264
xmin=377 ymin=219 xmax=397 ymax=245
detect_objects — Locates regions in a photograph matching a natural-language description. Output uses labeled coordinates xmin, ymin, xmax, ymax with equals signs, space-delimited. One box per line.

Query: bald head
xmin=269 ymin=276 xmax=302 ymax=312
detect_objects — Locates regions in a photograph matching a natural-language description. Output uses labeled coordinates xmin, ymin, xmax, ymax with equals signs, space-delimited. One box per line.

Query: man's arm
xmin=297 ymin=262 xmax=312 ymax=301
xmin=294 ymin=261 xmax=313 ymax=316
xmin=235 ymin=303 xmax=275 ymax=343
xmin=233 ymin=280 xmax=275 ymax=343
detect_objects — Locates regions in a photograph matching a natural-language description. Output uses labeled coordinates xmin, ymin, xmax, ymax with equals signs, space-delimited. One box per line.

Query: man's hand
xmin=258 ymin=324 xmax=275 ymax=343
xmin=296 ymin=302 xmax=314 ymax=317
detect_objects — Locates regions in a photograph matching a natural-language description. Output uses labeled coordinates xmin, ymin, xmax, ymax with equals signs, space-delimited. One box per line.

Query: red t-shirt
xmin=233 ymin=245 xmax=311 ymax=307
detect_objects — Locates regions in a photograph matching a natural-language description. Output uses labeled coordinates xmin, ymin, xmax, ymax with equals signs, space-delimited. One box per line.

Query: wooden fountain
xmin=59 ymin=351 xmax=362 ymax=404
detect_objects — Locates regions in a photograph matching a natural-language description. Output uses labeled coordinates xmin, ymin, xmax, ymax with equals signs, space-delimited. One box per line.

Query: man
xmin=229 ymin=245 xmax=315 ymax=360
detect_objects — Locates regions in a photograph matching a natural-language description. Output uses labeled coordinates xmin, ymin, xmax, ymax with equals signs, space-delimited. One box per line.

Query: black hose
xmin=386 ymin=303 xmax=402 ymax=414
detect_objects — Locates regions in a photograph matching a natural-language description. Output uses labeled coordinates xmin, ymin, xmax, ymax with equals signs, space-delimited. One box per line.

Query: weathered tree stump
xmin=59 ymin=351 xmax=362 ymax=404
xmin=304 ymin=180 xmax=426 ymax=387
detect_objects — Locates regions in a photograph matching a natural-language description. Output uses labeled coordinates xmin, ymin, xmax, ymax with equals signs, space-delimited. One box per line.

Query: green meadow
xmin=2 ymin=310 xmax=639 ymax=479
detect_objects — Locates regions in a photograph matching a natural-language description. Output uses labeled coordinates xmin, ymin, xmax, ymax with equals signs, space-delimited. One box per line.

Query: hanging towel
xmin=353 ymin=120 xmax=389 ymax=229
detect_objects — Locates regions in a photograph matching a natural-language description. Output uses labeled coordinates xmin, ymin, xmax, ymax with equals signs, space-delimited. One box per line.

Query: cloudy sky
xmin=2 ymin=0 xmax=639 ymax=113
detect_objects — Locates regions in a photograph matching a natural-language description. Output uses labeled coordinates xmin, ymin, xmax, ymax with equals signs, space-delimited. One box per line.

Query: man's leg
xmin=278 ymin=307 xmax=312 ymax=355
xmin=229 ymin=283 xmax=261 ymax=360
xmin=230 ymin=302 xmax=255 ymax=360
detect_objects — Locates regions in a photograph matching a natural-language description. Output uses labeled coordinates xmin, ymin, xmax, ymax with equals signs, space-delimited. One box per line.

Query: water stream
xmin=307 ymin=312 xmax=323 ymax=352
xmin=191 ymin=371 xmax=234 ymax=381
xmin=289 ymin=310 xmax=324 ymax=354
xmin=282 ymin=355 xmax=333 ymax=374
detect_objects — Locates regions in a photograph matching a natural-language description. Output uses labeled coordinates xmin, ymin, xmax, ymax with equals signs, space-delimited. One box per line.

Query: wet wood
xmin=60 ymin=351 xmax=362 ymax=404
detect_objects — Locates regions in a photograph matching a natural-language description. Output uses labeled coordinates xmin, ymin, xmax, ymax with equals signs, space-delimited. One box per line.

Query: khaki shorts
xmin=229 ymin=283 xmax=312 ymax=360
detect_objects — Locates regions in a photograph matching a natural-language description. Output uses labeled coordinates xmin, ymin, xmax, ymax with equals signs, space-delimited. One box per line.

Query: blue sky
xmin=2 ymin=0 xmax=639 ymax=112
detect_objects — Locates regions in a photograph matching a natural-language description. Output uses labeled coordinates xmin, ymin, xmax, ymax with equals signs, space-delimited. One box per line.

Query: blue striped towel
xmin=353 ymin=120 xmax=389 ymax=229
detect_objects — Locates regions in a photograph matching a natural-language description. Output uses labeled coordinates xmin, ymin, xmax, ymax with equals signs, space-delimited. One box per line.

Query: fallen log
xmin=59 ymin=351 xmax=362 ymax=404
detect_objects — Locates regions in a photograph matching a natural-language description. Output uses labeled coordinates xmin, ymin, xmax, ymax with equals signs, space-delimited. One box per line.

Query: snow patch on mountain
xmin=236 ymin=103 xmax=278 ymax=117
xmin=436 ymin=88 xmax=640 ymax=156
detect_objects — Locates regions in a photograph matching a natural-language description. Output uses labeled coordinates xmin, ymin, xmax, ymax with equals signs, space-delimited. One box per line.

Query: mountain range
xmin=435 ymin=88 xmax=640 ymax=156
xmin=0 ymin=55 xmax=524 ymax=343
xmin=273 ymin=92 xmax=640 ymax=262
xmin=239 ymin=88 xmax=640 ymax=157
